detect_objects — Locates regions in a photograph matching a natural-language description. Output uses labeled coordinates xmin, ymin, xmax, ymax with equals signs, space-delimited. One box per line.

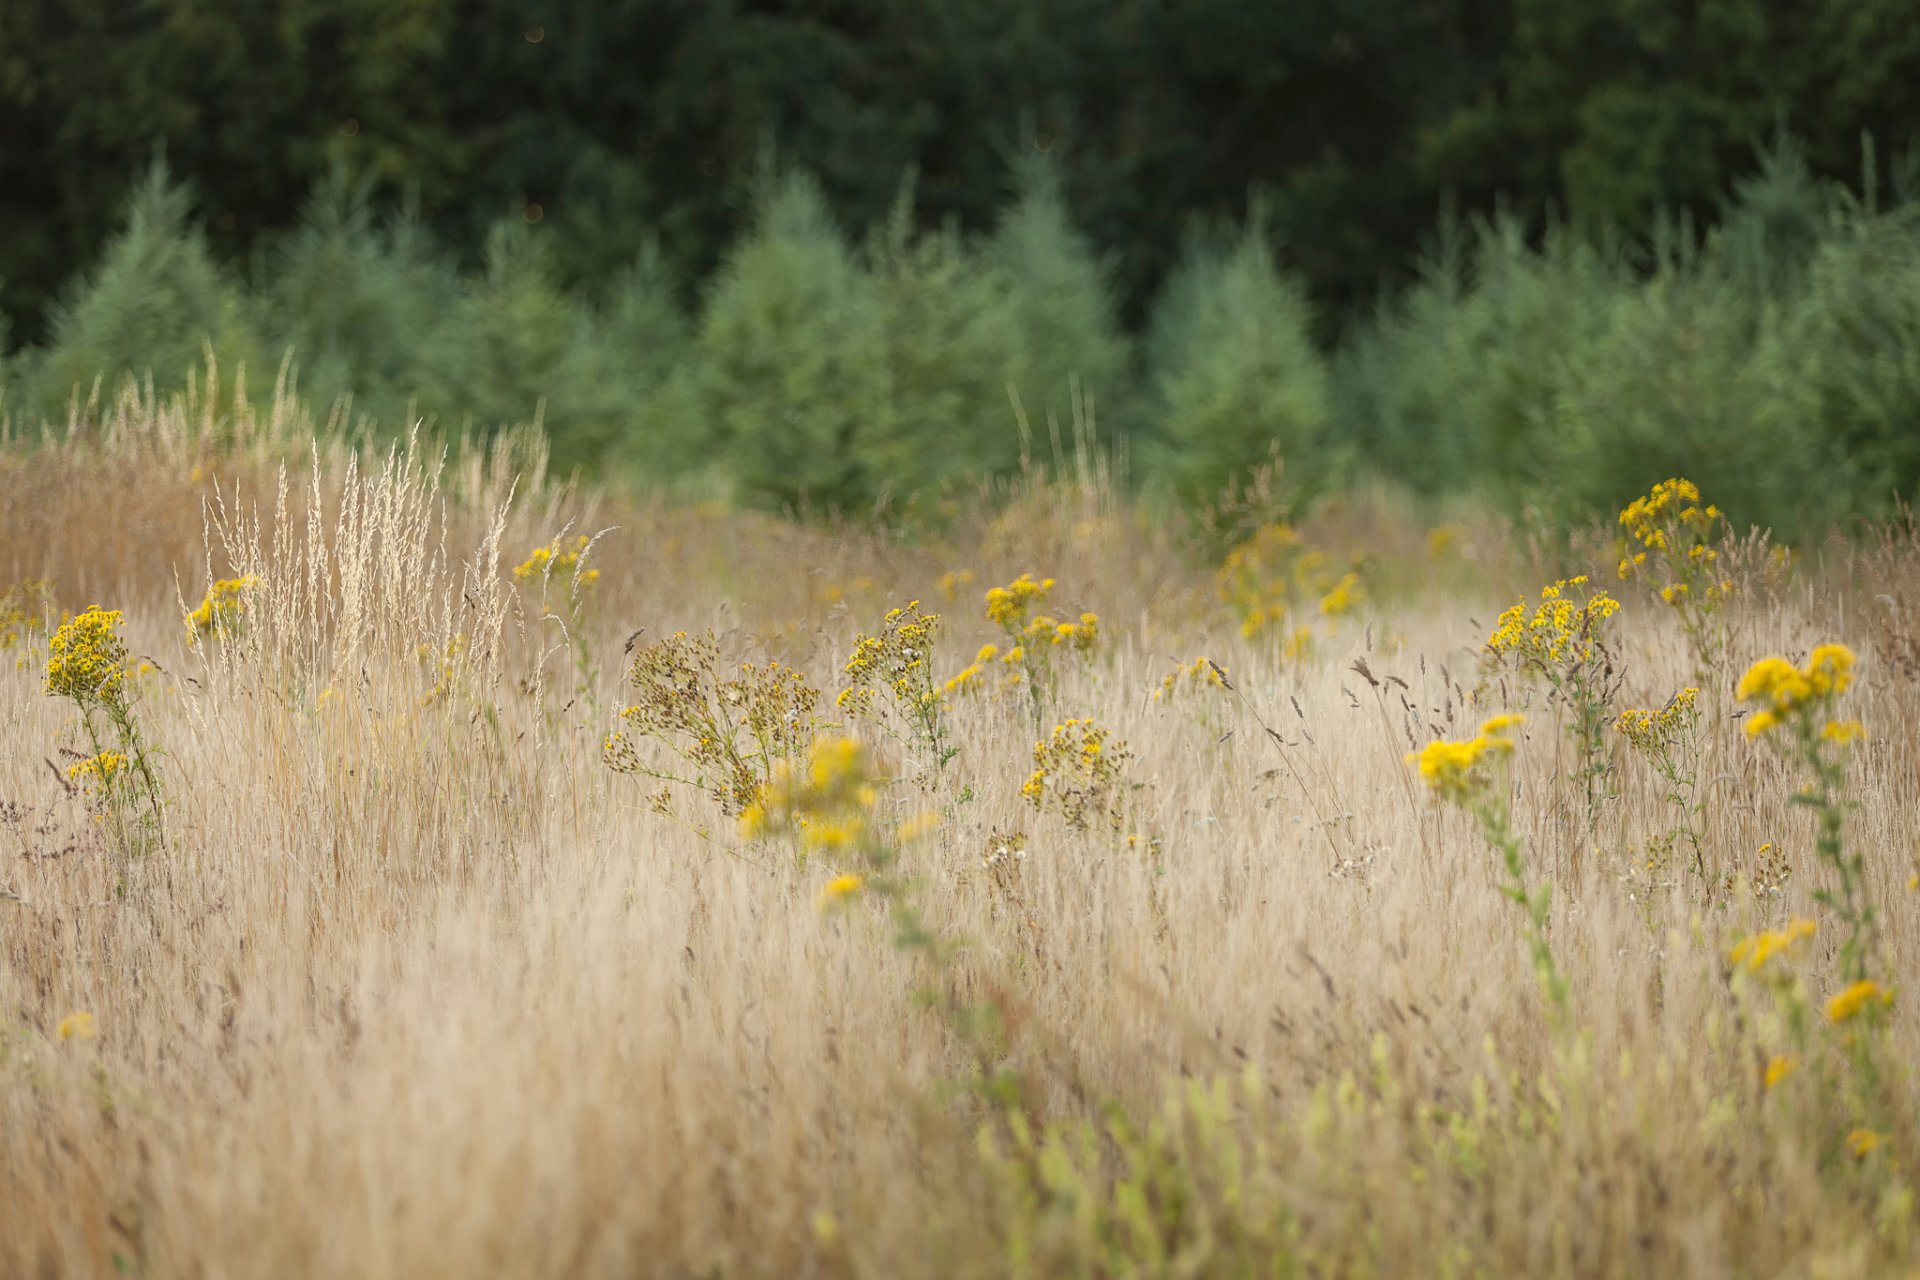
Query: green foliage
xmin=862 ymin=184 xmax=1029 ymax=492
xmin=674 ymin=169 xmax=893 ymax=510
xmin=984 ymin=160 xmax=1130 ymax=442
xmin=256 ymin=164 xmax=456 ymax=431
xmin=28 ymin=163 xmax=261 ymax=422
xmin=1146 ymin=217 xmax=1332 ymax=510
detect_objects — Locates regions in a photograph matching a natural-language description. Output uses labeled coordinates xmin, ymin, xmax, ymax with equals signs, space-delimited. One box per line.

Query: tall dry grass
xmin=3 ymin=387 xmax=1918 ymax=1277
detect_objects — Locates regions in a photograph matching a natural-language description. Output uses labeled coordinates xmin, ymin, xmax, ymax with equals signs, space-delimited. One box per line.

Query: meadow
xmin=3 ymin=382 xmax=1919 ymax=1278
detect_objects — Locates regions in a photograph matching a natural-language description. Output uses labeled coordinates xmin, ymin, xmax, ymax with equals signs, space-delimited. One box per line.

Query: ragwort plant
xmin=511 ymin=534 xmax=601 ymax=695
xmin=1614 ymin=686 xmax=1706 ymax=894
xmin=45 ymin=606 xmax=165 ymax=858
xmin=1483 ymin=576 xmax=1623 ymax=831
xmin=744 ymin=735 xmax=1022 ymax=1104
xmin=1020 ymin=717 xmax=1139 ymax=843
xmin=980 ymin=573 xmax=1100 ymax=734
xmin=1213 ymin=522 xmax=1362 ymax=658
xmin=1407 ymin=715 xmax=1569 ymax=1030
xmin=603 ymin=631 xmax=821 ymax=838
xmin=1618 ymin=477 xmax=1735 ymax=680
xmin=837 ymin=599 xmax=955 ymax=782
xmin=1735 ymin=644 xmax=1879 ymax=981
xmin=185 ymin=575 xmax=256 ymax=642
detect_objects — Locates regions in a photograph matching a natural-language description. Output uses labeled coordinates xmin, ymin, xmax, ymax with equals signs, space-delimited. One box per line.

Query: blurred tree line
xmin=5 ymin=0 xmax=1920 ymax=537
xmin=6 ymin=0 xmax=1920 ymax=342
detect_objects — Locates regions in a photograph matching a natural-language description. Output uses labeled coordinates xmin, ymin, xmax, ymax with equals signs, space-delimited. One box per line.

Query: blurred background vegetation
xmin=4 ymin=0 xmax=1920 ymax=536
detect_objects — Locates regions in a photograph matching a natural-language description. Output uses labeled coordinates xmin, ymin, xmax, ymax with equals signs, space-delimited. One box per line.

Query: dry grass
xmin=3 ymin=387 xmax=1919 ymax=1278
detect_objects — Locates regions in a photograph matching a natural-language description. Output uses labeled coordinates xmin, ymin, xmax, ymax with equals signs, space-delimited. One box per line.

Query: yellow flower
xmin=186 ymin=575 xmax=257 ymax=638
xmin=1826 ymin=979 xmax=1892 ymax=1023
xmin=1728 ymin=919 xmax=1814 ymax=972
xmin=816 ymin=874 xmax=864 ymax=911
xmin=1805 ymin=644 xmax=1855 ymax=697
xmin=65 ymin=750 xmax=129 ymax=787
xmin=1406 ymin=721 xmax=1519 ymax=802
xmin=512 ymin=535 xmax=595 ymax=585
xmin=1821 ymin=719 xmax=1865 ymax=745
xmin=1847 ymin=1129 xmax=1882 ymax=1159
xmin=45 ymin=606 xmax=130 ymax=703
xmin=985 ymin=573 xmax=1053 ymax=628
xmin=1764 ymin=1055 xmax=1796 ymax=1090
xmin=57 ymin=1011 xmax=96 ymax=1042
xmin=1318 ymin=572 xmax=1361 ymax=618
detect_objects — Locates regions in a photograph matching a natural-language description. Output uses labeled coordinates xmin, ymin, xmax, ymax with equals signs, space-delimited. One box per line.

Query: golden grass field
xmin=4 ymin=386 xmax=1919 ymax=1278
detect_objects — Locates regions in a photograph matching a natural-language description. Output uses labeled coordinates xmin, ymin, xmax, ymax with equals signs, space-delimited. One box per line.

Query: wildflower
xmin=1821 ymin=719 xmax=1865 ymax=745
xmin=1319 ymin=572 xmax=1361 ymax=618
xmin=65 ymin=750 xmax=128 ymax=786
xmin=985 ymin=574 xmax=1054 ymax=629
xmin=1614 ymin=687 xmax=1699 ymax=752
xmin=1727 ymin=919 xmax=1815 ymax=973
xmin=1023 ymin=718 xmax=1134 ymax=834
xmin=57 ymin=1011 xmax=96 ymax=1042
xmin=1826 ymin=979 xmax=1892 ymax=1024
xmin=1487 ymin=579 xmax=1620 ymax=668
xmin=1847 ymin=1129 xmax=1883 ymax=1159
xmin=1735 ymin=646 xmax=1856 ymax=739
xmin=45 ymin=606 xmax=130 ymax=703
xmin=511 ymin=535 xmax=598 ymax=586
xmin=816 ymin=873 xmax=864 ymax=911
xmin=1764 ymin=1055 xmax=1796 ymax=1090
xmin=186 ymin=575 xmax=256 ymax=639
xmin=1406 ymin=716 xmax=1522 ymax=802
xmin=1154 ymin=656 xmax=1227 ymax=702
xmin=743 ymin=735 xmax=877 ymax=856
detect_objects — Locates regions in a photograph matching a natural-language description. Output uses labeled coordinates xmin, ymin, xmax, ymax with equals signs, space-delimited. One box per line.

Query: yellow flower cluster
xmin=1618 ymin=477 xmax=1720 ymax=551
xmin=941 ymin=642 xmax=1005 ymax=699
xmin=1727 ymin=918 xmax=1814 ymax=973
xmin=1215 ymin=524 xmax=1362 ymax=642
xmin=1022 ymin=718 xmax=1133 ymax=834
xmin=65 ymin=750 xmax=128 ymax=787
xmin=740 ymin=735 xmax=877 ymax=860
xmin=841 ymin=601 xmax=940 ymax=710
xmin=1318 ymin=572 xmax=1362 ymax=619
xmin=45 ymin=606 xmax=130 ymax=704
xmin=1486 ymin=577 xmax=1621 ymax=668
xmin=985 ymin=573 xmax=1054 ymax=629
xmin=1617 ymin=478 xmax=1733 ymax=602
xmin=1734 ymin=644 xmax=1855 ymax=739
xmin=1153 ymin=656 xmax=1228 ymax=702
xmin=511 ymin=535 xmax=599 ymax=586
xmin=186 ymin=574 xmax=257 ymax=638
xmin=936 ymin=568 xmax=976 ymax=602
xmin=57 ymin=1011 xmax=97 ymax=1043
xmin=0 ymin=578 xmax=56 ymax=652
xmin=816 ymin=873 xmax=864 ymax=911
xmin=1825 ymin=978 xmax=1892 ymax=1024
xmin=1406 ymin=715 xmax=1523 ymax=801
xmin=1613 ymin=686 xmax=1699 ymax=752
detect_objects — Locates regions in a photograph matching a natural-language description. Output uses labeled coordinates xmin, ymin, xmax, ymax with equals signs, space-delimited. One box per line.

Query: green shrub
xmin=256 ymin=165 xmax=457 ymax=432
xmin=1785 ymin=211 xmax=1920 ymax=516
xmin=1540 ymin=266 xmax=1831 ymax=538
xmin=1146 ymin=217 xmax=1332 ymax=510
xmin=984 ymin=159 xmax=1131 ymax=444
xmin=862 ymin=184 xmax=1033 ymax=496
xmin=28 ymin=162 xmax=261 ymax=421
xmin=559 ymin=242 xmax=690 ymax=478
xmin=674 ymin=168 xmax=893 ymax=510
xmin=414 ymin=222 xmax=608 ymax=470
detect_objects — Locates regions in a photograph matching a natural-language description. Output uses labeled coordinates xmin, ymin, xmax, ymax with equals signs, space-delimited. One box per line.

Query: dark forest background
xmin=6 ymin=0 xmax=1920 ymax=533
